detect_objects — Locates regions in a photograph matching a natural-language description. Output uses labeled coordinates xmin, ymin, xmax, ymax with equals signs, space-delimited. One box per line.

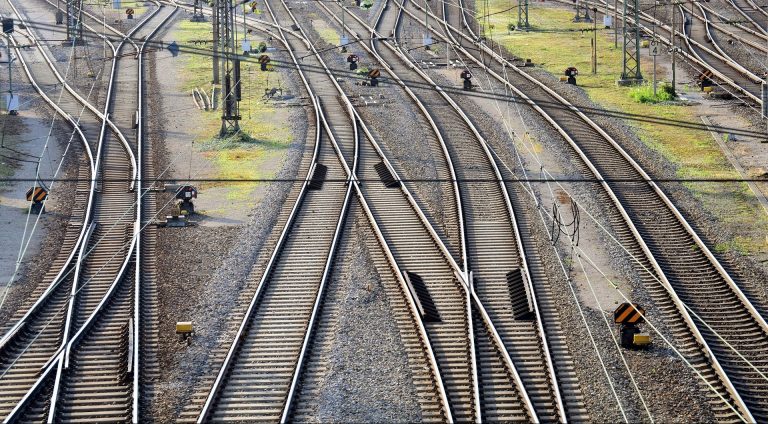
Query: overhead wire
xmin=8 ymin=18 xmax=768 ymax=139
xmin=415 ymin=0 xmax=636 ymax=418
xmin=410 ymin=0 xmax=759 ymax=417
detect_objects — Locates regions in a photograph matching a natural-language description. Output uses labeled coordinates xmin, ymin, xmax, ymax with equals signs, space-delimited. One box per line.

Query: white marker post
xmin=650 ymin=40 xmax=660 ymax=98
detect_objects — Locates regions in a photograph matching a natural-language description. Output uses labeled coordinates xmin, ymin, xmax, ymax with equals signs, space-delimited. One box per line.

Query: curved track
xmin=191 ymin=1 xmax=453 ymax=421
xmin=0 ymin=1 xmax=176 ymax=421
xmin=680 ymin=3 xmax=764 ymax=102
xmin=314 ymin=0 xmax=590 ymax=420
xmin=398 ymin=0 xmax=768 ymax=420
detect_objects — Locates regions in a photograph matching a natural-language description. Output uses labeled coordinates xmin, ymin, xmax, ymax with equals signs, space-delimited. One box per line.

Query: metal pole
xmin=213 ymin=0 xmax=220 ymax=84
xmin=634 ymin=0 xmax=641 ymax=80
xmin=614 ymin=0 xmax=618 ymax=48
xmin=653 ymin=24 xmax=657 ymax=97
xmin=425 ymin=0 xmax=430 ymax=47
xmin=671 ymin=1 xmax=676 ymax=95
xmin=103 ymin=2 xmax=106 ymax=59
xmin=8 ymin=57 xmax=13 ymax=108
xmin=622 ymin=0 xmax=627 ymax=76
xmin=593 ymin=9 xmax=597 ymax=74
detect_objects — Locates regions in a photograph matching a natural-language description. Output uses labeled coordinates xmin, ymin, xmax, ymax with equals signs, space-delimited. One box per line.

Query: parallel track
xmin=0 ymin=1 xmax=176 ymax=421
xmin=192 ymin=1 xmax=452 ymax=420
xmin=315 ymin=0 xmax=587 ymax=420
xmin=680 ymin=3 xmax=765 ymax=102
xmin=399 ymin=0 xmax=768 ymax=420
xmin=0 ymin=0 xmax=101 ymax=417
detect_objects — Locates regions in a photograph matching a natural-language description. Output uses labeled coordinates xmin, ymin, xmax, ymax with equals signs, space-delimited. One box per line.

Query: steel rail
xmin=694 ymin=3 xmax=768 ymax=54
xmin=16 ymin=0 xmax=140 ymax=190
xmin=0 ymin=3 xmax=98 ymax=359
xmin=727 ymin=0 xmax=768 ymax=34
xmin=297 ymin=0 xmax=533 ymax=416
xmin=249 ymin=1 xmax=455 ymax=418
xmin=209 ymin=1 xmax=458 ymax=419
xmin=319 ymin=0 xmax=553 ymax=420
xmin=194 ymin=9 xmax=332 ymax=417
xmin=706 ymin=1 xmax=767 ymax=38
xmin=392 ymin=1 xmax=566 ymax=420
xmin=192 ymin=0 xmax=450 ymax=417
xmin=44 ymin=3 xmax=165 ymax=419
xmin=678 ymin=3 xmax=765 ymax=95
xmin=247 ymin=5 xmax=454 ymax=419
xmin=1 ymin=2 xmax=166 ymax=421
xmin=642 ymin=0 xmax=762 ymax=102
xmin=134 ymin=3 xmax=179 ymax=422
xmin=550 ymin=0 xmax=763 ymax=105
xmin=401 ymin=1 xmax=766 ymax=420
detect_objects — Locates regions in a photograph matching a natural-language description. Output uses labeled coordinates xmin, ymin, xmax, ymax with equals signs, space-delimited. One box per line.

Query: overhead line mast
xmin=215 ymin=0 xmax=241 ymax=136
xmin=619 ymin=0 xmax=642 ymax=84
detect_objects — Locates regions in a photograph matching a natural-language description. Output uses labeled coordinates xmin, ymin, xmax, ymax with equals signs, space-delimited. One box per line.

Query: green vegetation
xmin=312 ymin=19 xmax=341 ymax=46
xmin=629 ymin=83 xmax=674 ymax=103
xmin=479 ymin=3 xmax=768 ymax=253
xmin=174 ymin=21 xmax=293 ymax=200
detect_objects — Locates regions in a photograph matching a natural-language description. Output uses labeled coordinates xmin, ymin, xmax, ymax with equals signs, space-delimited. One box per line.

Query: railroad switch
xmin=176 ymin=321 xmax=194 ymax=345
xmin=614 ymin=303 xmax=651 ymax=349
xmin=460 ymin=69 xmax=473 ymax=91
xmin=564 ymin=67 xmax=579 ymax=85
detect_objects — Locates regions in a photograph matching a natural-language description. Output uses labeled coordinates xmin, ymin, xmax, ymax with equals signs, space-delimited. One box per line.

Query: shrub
xmin=629 ymin=83 xmax=674 ymax=103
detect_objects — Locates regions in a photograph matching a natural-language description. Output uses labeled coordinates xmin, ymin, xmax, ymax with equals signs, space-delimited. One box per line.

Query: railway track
xmin=0 ymin=0 xmax=101 ymax=417
xmin=680 ymin=3 xmax=765 ymax=102
xmin=0 ymin=1 xmax=176 ymax=421
xmin=396 ymin=0 xmax=768 ymax=420
xmin=727 ymin=0 xmax=768 ymax=34
xmin=190 ymin=0 xmax=462 ymax=420
xmin=182 ymin=0 xmax=536 ymax=420
xmin=574 ymin=0 xmax=765 ymax=105
xmin=313 ymin=0 xmax=591 ymax=420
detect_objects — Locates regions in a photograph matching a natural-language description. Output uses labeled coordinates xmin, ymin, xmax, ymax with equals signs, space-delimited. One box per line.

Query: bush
xmin=629 ymin=83 xmax=674 ymax=103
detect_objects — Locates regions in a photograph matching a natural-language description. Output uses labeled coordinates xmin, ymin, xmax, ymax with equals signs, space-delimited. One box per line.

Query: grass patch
xmin=480 ymin=3 xmax=768 ymax=254
xmin=312 ymin=20 xmax=340 ymax=46
xmin=629 ymin=83 xmax=674 ymax=103
xmin=174 ymin=21 xmax=293 ymax=198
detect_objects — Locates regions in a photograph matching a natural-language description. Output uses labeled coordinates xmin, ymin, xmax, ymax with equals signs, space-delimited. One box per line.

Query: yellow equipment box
xmin=176 ymin=322 xmax=194 ymax=334
xmin=703 ymin=86 xmax=714 ymax=93
xmin=633 ymin=333 xmax=651 ymax=346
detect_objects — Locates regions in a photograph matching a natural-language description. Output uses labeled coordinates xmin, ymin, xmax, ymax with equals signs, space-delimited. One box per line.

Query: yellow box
xmin=703 ymin=86 xmax=714 ymax=93
xmin=633 ymin=333 xmax=651 ymax=346
xmin=176 ymin=321 xmax=194 ymax=334
xmin=559 ymin=76 xmax=568 ymax=82
xmin=641 ymin=40 xmax=650 ymax=48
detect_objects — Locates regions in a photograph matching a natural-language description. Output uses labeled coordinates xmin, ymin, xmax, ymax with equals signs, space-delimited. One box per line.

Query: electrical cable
xmin=416 ymin=0 xmax=751 ymax=414
xmin=9 ymin=18 xmax=767 ymax=137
